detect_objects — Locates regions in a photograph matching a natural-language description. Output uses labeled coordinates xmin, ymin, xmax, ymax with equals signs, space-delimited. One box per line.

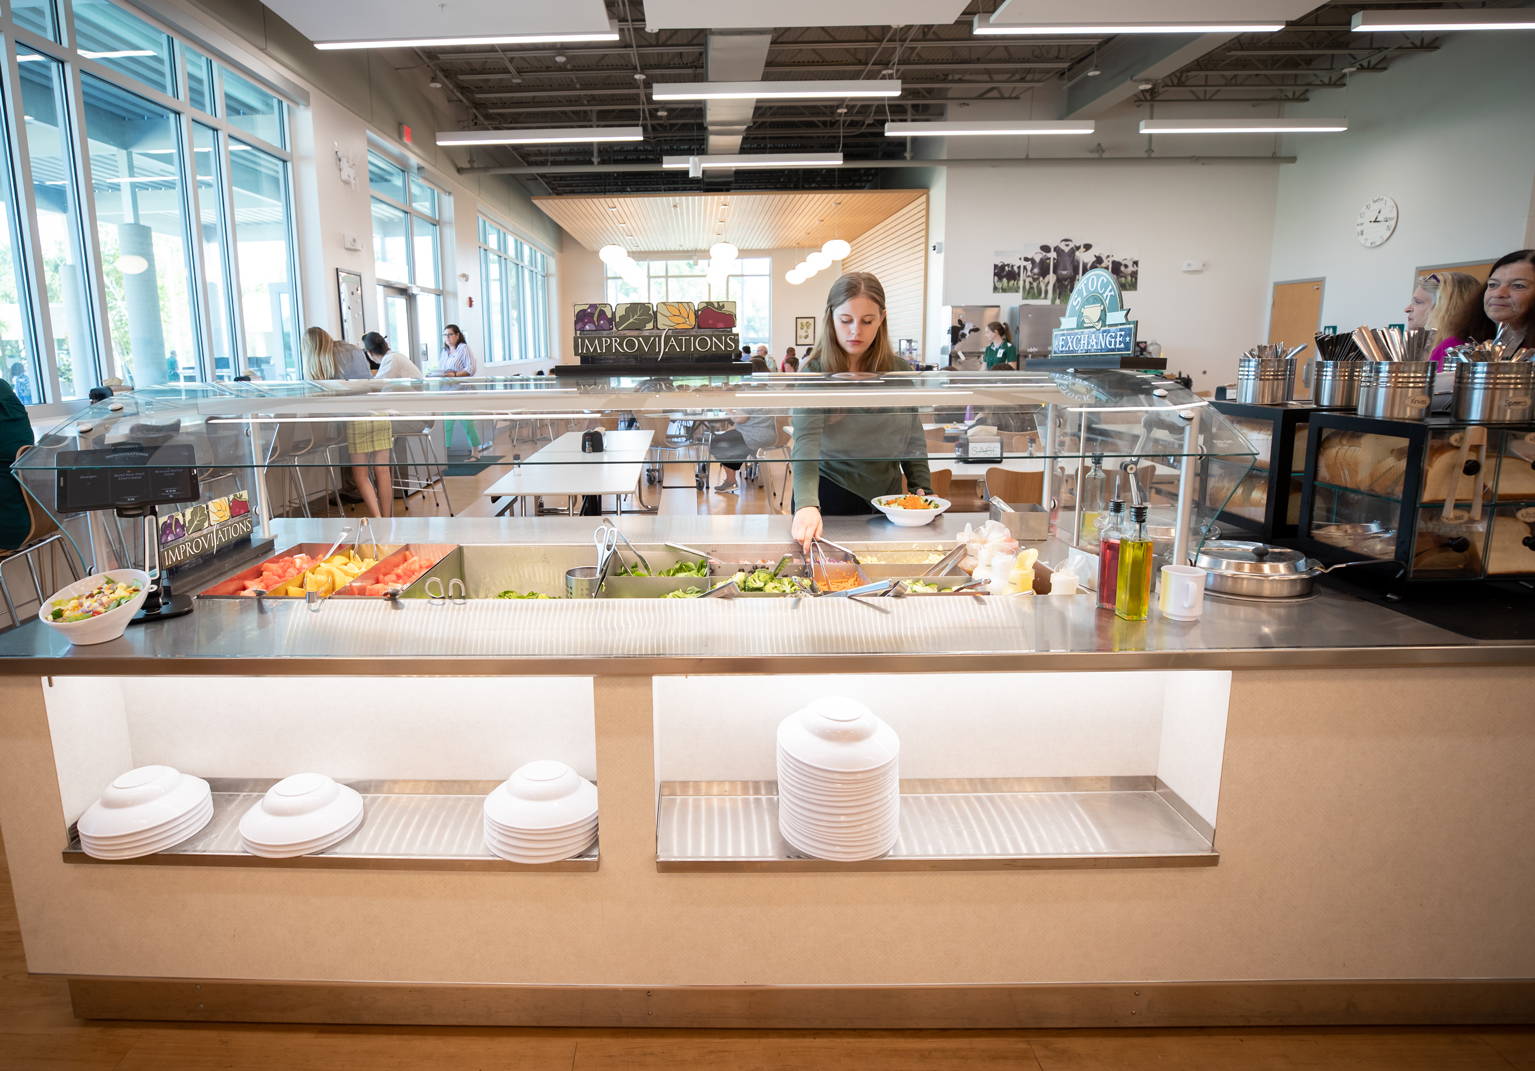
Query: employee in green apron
xmin=982 ymin=321 xmax=1018 ymax=370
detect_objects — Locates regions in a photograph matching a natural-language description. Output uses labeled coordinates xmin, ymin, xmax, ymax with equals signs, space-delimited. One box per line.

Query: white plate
xmin=80 ymin=799 xmax=215 ymax=851
xmin=483 ymin=826 xmax=597 ymax=863
xmin=776 ymin=747 xmax=898 ymax=780
xmin=238 ymin=777 xmax=365 ymax=849
xmin=871 ymin=495 xmax=951 ymax=527
xmin=780 ymin=810 xmax=900 ymax=840
xmin=777 ymin=699 xmax=900 ymax=772
xmin=483 ymin=762 xmax=599 ymax=831
xmin=39 ymin=570 xmax=152 ymax=646
xmin=78 ymin=767 xmax=212 ymax=841
xmin=484 ymin=826 xmax=599 ymax=848
xmin=80 ymin=803 xmax=215 ymax=859
xmin=243 ymin=808 xmax=365 ymax=858
xmin=484 ymin=818 xmax=598 ymax=841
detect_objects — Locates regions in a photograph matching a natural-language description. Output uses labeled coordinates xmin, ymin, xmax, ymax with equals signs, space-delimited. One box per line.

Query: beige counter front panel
xmin=1 ymin=667 xmax=1531 ymax=987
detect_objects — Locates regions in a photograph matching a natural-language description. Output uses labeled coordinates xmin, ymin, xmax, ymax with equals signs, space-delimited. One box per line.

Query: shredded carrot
xmin=888 ymin=494 xmax=937 ymax=510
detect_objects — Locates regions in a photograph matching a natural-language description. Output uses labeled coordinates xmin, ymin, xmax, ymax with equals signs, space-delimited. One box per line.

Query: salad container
xmin=39 ymin=570 xmax=151 ymax=645
xmin=872 ymin=494 xmax=952 ymax=527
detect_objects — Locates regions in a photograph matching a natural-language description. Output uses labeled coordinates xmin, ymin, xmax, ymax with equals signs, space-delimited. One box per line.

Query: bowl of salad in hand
xmin=871 ymin=493 xmax=951 ymax=527
xmin=40 ymin=570 xmax=151 ymax=645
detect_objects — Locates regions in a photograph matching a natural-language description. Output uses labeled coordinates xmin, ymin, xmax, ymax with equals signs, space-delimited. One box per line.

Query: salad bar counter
xmin=0 ymin=514 xmax=1531 ymax=1030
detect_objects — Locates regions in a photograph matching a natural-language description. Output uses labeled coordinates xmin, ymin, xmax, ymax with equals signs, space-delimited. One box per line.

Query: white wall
xmin=1267 ymin=31 xmax=1535 ymax=334
xmin=941 ymin=157 xmax=1279 ymax=389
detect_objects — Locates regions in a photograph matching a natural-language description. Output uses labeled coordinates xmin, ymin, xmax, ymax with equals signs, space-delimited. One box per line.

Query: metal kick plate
xmin=63 ymin=780 xmax=599 ymax=872
xmin=656 ymin=779 xmax=1216 ymax=872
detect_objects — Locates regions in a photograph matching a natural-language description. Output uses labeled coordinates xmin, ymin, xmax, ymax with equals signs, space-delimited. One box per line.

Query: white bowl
xmin=777 ymin=698 xmax=900 ymax=773
xmin=483 ymin=821 xmax=597 ymax=863
xmin=80 ymin=798 xmax=214 ymax=849
xmin=238 ymin=773 xmax=366 ymax=855
xmin=484 ymin=814 xmax=597 ymax=839
xmin=77 ymin=766 xmax=212 ymax=841
xmin=871 ymin=495 xmax=951 ymax=527
xmin=483 ymin=761 xmax=599 ymax=832
xmin=80 ymin=799 xmax=215 ymax=858
xmin=39 ymin=570 xmax=151 ymax=646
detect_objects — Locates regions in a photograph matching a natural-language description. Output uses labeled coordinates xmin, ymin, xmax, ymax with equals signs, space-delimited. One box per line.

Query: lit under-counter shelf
xmin=64 ymin=779 xmax=599 ymax=872
xmin=655 ymin=777 xmax=1216 ymax=872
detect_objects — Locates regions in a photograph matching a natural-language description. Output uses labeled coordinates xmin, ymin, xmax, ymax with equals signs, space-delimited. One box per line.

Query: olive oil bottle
xmin=1114 ymin=503 xmax=1154 ymax=622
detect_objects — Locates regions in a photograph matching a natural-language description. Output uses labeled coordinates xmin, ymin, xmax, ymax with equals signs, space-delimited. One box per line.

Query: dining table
xmin=483 ymin=429 xmax=655 ymax=517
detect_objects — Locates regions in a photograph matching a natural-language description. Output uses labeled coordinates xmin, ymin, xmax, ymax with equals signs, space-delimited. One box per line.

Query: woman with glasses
xmin=1405 ymin=272 xmax=1495 ymax=369
xmin=435 ymin=325 xmax=483 ymax=461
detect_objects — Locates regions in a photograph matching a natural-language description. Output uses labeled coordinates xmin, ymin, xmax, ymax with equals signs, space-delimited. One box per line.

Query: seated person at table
xmin=710 ymin=410 xmax=780 ymax=495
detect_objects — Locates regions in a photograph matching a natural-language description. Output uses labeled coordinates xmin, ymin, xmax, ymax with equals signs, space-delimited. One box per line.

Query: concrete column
xmin=118 ymin=222 xmax=168 ymax=386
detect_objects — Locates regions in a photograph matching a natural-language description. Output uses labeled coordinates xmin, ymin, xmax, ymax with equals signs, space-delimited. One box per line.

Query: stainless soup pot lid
xmin=1194 ymin=540 xmax=1311 ymax=575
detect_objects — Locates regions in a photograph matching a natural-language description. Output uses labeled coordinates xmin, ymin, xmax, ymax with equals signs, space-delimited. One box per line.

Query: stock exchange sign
xmin=1051 ymin=269 xmax=1138 ymax=358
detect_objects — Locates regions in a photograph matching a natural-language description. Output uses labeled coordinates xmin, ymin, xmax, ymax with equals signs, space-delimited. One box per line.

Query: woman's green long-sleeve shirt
xmin=790 ymin=357 xmax=933 ymax=510
xmin=0 ymin=379 xmax=36 ymax=550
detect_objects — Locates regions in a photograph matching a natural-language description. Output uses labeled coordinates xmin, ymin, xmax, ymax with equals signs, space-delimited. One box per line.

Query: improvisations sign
xmin=573 ymin=300 xmax=740 ymax=365
xmin=1051 ymin=269 xmax=1138 ymax=358
xmin=160 ymin=491 xmax=254 ymax=569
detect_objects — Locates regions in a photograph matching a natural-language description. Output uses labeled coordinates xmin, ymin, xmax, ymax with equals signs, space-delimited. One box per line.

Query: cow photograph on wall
xmin=1016 ymin=241 xmax=1138 ymax=303
xmin=991 ymin=252 xmax=1022 ymax=294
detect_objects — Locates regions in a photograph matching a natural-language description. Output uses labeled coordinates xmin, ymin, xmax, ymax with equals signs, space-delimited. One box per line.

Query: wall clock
xmin=1356 ymin=196 xmax=1398 ymax=248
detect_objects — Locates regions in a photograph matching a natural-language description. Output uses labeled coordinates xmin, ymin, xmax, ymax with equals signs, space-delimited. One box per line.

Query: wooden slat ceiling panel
xmin=533 ymin=189 xmax=927 ymax=255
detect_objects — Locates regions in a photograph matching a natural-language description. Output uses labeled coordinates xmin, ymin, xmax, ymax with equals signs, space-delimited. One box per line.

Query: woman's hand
xmin=792 ymin=507 xmax=823 ymax=553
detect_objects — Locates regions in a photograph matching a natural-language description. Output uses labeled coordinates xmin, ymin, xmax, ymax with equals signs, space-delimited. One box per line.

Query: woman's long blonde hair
xmin=1423 ymin=271 xmax=1494 ymax=342
xmin=302 ymin=326 xmax=339 ymax=379
xmin=807 ymin=272 xmax=899 ymax=374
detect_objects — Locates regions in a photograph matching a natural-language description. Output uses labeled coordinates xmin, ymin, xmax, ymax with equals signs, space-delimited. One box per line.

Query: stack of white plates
xmin=777 ymin=697 xmax=901 ymax=861
xmin=238 ymin=773 xmax=364 ymax=858
xmin=77 ymin=765 xmax=213 ymax=860
xmin=483 ymin=760 xmax=598 ymax=864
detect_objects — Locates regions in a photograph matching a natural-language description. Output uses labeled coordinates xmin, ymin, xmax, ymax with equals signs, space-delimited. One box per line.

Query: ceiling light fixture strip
xmin=436 ymin=126 xmax=645 ymax=146
xmin=884 ymin=120 xmax=1094 ymax=137
xmin=314 ymin=23 xmax=621 ymax=50
xmin=652 ymin=80 xmax=902 ymax=100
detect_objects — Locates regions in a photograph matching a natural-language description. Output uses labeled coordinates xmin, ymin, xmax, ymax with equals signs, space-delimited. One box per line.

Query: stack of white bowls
xmin=483 ymin=760 xmax=598 ymax=864
xmin=77 ymin=765 xmax=213 ymax=860
xmin=238 ymin=773 xmax=364 ymax=858
xmin=777 ymin=697 xmax=901 ymax=861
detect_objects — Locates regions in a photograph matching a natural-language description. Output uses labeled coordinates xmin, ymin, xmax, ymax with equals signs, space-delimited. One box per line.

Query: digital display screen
xmin=55 ymin=444 xmax=200 ymax=513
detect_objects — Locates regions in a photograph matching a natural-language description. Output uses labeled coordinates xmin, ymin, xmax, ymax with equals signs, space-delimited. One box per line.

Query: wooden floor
xmin=6 ymin=426 xmax=1534 ymax=1067
xmin=2 ymin=843 xmax=1532 ymax=1067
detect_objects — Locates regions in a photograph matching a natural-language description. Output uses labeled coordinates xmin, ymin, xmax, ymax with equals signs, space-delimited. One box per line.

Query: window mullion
xmin=0 ymin=33 xmax=59 ymax=403
xmin=60 ymin=50 xmax=113 ymax=385
xmin=217 ymin=125 xmax=249 ymax=367
xmin=177 ymin=109 xmax=214 ymax=381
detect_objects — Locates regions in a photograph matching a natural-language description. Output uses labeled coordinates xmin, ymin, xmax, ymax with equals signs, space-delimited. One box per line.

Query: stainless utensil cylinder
xmin=1310 ymin=360 xmax=1363 ymax=409
xmin=1236 ymin=356 xmax=1295 ymax=405
xmin=1451 ymin=362 xmax=1535 ymax=423
xmin=565 ymin=566 xmax=601 ymax=598
xmin=1356 ymin=361 xmax=1433 ymax=420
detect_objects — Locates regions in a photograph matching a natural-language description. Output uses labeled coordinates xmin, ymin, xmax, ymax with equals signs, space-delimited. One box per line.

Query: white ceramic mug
xmin=1159 ymin=565 xmax=1207 ymax=621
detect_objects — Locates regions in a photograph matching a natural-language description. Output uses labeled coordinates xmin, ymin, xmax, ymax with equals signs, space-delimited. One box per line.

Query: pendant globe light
xmin=807 ymin=250 xmax=832 ymax=271
xmin=786 ymin=268 xmax=805 ymax=285
xmin=821 ymin=201 xmax=851 ymax=261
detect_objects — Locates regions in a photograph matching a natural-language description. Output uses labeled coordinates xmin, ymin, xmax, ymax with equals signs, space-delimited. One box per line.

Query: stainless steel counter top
xmin=0 ymin=516 xmax=1527 ymax=675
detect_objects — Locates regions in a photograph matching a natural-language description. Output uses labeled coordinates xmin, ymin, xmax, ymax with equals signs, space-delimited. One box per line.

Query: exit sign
xmin=401 ymin=124 xmax=413 ymax=145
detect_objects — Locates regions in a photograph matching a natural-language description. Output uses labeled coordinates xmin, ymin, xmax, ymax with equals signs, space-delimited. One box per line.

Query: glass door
xmin=378 ymin=285 xmax=412 ymax=367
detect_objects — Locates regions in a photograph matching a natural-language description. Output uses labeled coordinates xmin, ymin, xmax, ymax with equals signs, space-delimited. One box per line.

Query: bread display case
xmin=1208 ymin=400 xmax=1310 ymax=542
xmin=1297 ymin=412 xmax=1535 ymax=582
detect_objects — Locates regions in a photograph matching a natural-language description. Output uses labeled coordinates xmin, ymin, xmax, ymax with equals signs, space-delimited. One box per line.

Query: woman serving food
xmin=790 ymin=272 xmax=933 ymax=550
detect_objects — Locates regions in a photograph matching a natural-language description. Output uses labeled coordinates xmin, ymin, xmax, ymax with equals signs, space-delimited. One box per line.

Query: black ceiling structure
xmin=414 ymin=0 xmax=1486 ymax=196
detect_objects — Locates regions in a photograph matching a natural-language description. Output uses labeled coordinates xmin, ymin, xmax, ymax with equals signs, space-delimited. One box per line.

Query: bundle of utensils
xmin=1349 ymin=326 xmax=1437 ymax=362
xmin=1441 ymin=336 xmax=1534 ymax=363
xmin=1313 ymin=331 xmax=1364 ymax=362
xmin=1242 ymin=342 xmax=1307 ymax=361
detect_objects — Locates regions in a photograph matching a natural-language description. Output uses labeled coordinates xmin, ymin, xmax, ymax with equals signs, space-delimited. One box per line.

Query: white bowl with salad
xmin=40 ymin=570 xmax=151 ymax=645
xmin=871 ymin=494 xmax=951 ymax=527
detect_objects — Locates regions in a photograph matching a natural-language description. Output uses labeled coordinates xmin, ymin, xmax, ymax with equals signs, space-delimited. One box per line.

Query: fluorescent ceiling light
xmin=653 ymin=80 xmax=900 ymax=100
xmin=80 ymin=49 xmax=157 ymax=58
xmin=1351 ymin=9 xmax=1535 ymax=31
xmin=1140 ymin=118 xmax=1347 ymax=133
xmin=973 ymin=13 xmax=1283 ymax=33
xmin=885 ymin=119 xmax=1095 ymax=136
xmin=436 ymin=126 xmax=643 ymax=146
xmin=314 ymin=25 xmax=619 ymax=49
xmin=662 ymin=152 xmax=843 ymax=169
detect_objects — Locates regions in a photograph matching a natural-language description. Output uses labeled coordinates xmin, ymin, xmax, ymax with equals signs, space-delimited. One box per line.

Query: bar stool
xmin=1 ymin=446 xmax=85 ymax=630
xmin=393 ymin=422 xmax=454 ymax=515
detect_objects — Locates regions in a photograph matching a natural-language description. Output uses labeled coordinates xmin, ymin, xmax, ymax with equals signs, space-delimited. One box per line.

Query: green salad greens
xmin=497 ymin=589 xmax=553 ymax=599
xmin=663 ymin=586 xmax=707 ymax=598
xmin=618 ymin=558 xmax=708 ymax=578
xmin=730 ymin=569 xmax=808 ymax=594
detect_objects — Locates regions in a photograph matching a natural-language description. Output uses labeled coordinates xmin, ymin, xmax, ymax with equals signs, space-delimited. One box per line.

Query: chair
xmin=1007 ymin=433 xmax=1038 ymax=456
xmin=928 ymin=468 xmax=952 ymax=498
xmin=393 ymin=423 xmax=453 ymax=515
xmin=983 ymin=467 xmax=1044 ymax=506
xmin=1 ymin=446 xmax=84 ymax=629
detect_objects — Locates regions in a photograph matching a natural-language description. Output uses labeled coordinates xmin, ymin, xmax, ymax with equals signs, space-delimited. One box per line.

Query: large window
xmin=479 ymin=217 xmax=549 ymax=364
xmin=0 ymin=0 xmax=302 ymax=400
xmin=368 ymin=149 xmax=445 ymax=369
xmin=606 ymin=258 xmax=770 ymax=347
